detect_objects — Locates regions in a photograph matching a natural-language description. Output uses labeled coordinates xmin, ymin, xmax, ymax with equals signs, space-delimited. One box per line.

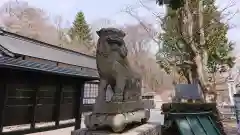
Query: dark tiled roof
xmin=0 ymin=56 xmax=99 ymax=79
xmin=0 ymin=29 xmax=96 ymax=69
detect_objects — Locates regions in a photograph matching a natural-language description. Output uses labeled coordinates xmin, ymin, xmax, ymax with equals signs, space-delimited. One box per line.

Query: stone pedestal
xmin=85 ymin=100 xmax=155 ymax=132
xmin=71 ymin=123 xmax=161 ymax=135
xmin=93 ymin=100 xmax=155 ymax=114
xmin=84 ymin=109 xmax=150 ymax=133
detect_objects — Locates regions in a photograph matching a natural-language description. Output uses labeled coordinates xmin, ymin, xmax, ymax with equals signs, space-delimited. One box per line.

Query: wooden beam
xmin=54 ymin=77 xmax=63 ymax=126
xmin=74 ymin=81 xmax=85 ymax=130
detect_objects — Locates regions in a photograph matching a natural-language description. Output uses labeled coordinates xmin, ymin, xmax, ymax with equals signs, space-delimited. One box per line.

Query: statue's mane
xmin=96 ymin=28 xmax=126 ymax=57
xmin=96 ymin=28 xmax=125 ymax=38
xmin=96 ymin=35 xmax=110 ymax=57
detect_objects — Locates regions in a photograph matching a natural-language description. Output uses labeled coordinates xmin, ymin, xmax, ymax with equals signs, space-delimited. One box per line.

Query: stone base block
xmin=71 ymin=123 xmax=161 ymax=135
xmin=93 ymin=100 xmax=155 ymax=114
xmin=84 ymin=109 xmax=150 ymax=133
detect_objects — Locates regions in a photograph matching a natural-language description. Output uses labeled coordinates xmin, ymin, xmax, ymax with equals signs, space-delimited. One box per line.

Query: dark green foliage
xmin=156 ymin=0 xmax=235 ymax=76
xmin=202 ymin=1 xmax=235 ymax=72
xmin=69 ymin=11 xmax=92 ymax=45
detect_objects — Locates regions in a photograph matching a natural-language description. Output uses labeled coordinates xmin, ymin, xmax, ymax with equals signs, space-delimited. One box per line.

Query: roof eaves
xmin=0 ymin=44 xmax=15 ymax=57
xmin=0 ymin=56 xmax=99 ymax=79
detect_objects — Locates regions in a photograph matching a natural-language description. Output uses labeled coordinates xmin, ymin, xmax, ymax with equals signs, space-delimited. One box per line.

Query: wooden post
xmin=0 ymin=82 xmax=7 ymax=132
xmin=54 ymin=77 xmax=63 ymax=126
xmin=74 ymin=80 xmax=85 ymax=130
xmin=30 ymin=76 xmax=39 ymax=129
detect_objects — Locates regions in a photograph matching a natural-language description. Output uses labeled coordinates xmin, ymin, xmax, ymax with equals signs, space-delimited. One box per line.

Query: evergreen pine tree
xmin=69 ymin=11 xmax=93 ymax=46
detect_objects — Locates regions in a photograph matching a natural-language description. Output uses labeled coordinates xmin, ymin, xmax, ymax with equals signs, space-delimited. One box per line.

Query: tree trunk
xmin=183 ymin=0 xmax=210 ymax=101
xmin=197 ymin=0 xmax=212 ymax=100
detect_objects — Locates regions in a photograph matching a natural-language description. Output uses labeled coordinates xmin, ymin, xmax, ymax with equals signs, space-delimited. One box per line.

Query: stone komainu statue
xmin=84 ymin=28 xmax=152 ymax=132
xmin=96 ymin=28 xmax=142 ymax=102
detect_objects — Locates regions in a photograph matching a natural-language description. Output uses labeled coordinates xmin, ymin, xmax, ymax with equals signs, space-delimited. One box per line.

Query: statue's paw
xmin=111 ymin=95 xmax=123 ymax=102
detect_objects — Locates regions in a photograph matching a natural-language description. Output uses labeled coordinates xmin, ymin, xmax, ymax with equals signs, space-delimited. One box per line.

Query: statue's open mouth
xmin=107 ymin=37 xmax=124 ymax=46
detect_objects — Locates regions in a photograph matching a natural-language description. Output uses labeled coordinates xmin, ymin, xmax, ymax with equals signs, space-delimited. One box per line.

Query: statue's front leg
xmin=111 ymin=76 xmax=126 ymax=102
xmin=96 ymin=79 xmax=107 ymax=104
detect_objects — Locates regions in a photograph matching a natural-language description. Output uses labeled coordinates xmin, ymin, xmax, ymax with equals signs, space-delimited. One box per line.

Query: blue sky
xmin=0 ymin=0 xmax=240 ymax=53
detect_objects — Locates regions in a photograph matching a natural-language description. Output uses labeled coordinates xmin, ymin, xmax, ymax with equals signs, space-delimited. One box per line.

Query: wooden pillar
xmin=30 ymin=76 xmax=39 ymax=129
xmin=54 ymin=77 xmax=63 ymax=126
xmin=0 ymin=81 xmax=7 ymax=132
xmin=74 ymin=80 xmax=85 ymax=130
